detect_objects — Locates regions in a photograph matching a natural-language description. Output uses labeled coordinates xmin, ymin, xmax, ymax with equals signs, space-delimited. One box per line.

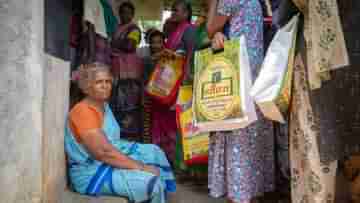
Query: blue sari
xmin=65 ymin=103 xmax=176 ymax=203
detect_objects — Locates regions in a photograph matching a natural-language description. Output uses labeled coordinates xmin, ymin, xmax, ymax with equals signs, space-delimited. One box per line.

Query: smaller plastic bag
xmin=250 ymin=14 xmax=299 ymax=123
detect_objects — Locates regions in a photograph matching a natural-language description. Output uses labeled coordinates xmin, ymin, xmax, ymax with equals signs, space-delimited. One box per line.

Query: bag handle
xmin=282 ymin=14 xmax=300 ymax=33
xmin=212 ymin=47 xmax=225 ymax=54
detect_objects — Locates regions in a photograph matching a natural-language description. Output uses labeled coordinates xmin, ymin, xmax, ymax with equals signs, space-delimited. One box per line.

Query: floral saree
xmin=289 ymin=0 xmax=350 ymax=202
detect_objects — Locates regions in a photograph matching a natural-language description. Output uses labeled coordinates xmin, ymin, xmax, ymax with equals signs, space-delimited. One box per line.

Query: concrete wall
xmin=0 ymin=0 xmax=127 ymax=202
xmin=0 ymin=0 xmax=44 ymax=202
xmin=42 ymin=56 xmax=70 ymax=203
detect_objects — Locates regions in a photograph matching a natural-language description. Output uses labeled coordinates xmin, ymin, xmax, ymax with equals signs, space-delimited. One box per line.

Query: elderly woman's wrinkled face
xmin=87 ymin=71 xmax=113 ymax=102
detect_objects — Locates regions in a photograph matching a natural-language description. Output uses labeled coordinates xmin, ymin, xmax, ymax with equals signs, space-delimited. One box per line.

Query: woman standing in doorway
xmin=207 ymin=0 xmax=275 ymax=202
xmin=110 ymin=2 xmax=144 ymax=142
xmin=111 ymin=1 xmax=142 ymax=79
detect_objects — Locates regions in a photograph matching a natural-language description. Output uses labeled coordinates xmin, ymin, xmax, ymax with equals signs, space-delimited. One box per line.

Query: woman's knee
xmin=151 ymin=144 xmax=167 ymax=156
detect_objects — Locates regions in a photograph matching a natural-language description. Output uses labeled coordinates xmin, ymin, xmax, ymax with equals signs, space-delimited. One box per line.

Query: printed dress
xmin=208 ymin=0 xmax=275 ymax=202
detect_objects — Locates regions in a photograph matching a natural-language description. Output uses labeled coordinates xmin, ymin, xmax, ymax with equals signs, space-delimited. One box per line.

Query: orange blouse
xmin=69 ymin=101 xmax=104 ymax=143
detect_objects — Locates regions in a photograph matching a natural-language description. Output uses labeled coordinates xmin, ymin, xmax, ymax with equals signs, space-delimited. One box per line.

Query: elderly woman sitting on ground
xmin=65 ymin=63 xmax=176 ymax=203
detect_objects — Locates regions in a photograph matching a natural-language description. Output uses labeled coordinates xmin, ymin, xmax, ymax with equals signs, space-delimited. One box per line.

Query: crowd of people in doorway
xmin=65 ymin=0 xmax=353 ymax=203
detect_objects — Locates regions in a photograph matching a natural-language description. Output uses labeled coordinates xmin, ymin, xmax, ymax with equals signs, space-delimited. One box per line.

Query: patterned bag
xmin=251 ymin=14 xmax=299 ymax=123
xmin=145 ymin=52 xmax=185 ymax=105
xmin=176 ymin=85 xmax=209 ymax=165
xmin=193 ymin=36 xmax=257 ymax=132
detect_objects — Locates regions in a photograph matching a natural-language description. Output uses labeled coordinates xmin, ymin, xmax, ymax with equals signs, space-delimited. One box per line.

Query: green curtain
xmin=99 ymin=0 xmax=118 ymax=37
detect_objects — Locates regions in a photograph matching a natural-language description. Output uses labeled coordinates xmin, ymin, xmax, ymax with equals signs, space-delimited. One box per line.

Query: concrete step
xmin=61 ymin=183 xmax=225 ymax=203
xmin=62 ymin=190 xmax=128 ymax=203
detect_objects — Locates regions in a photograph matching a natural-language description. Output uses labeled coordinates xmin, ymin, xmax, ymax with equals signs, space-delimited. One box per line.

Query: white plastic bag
xmin=250 ymin=15 xmax=299 ymax=123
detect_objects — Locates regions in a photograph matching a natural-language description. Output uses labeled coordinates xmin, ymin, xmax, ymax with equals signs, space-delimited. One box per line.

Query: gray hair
xmin=77 ymin=62 xmax=112 ymax=94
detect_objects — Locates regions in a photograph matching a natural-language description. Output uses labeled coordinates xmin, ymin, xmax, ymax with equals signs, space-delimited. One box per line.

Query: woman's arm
xmin=206 ymin=0 xmax=230 ymax=38
xmin=82 ymin=129 xmax=141 ymax=169
xmin=182 ymin=26 xmax=196 ymax=82
xmin=81 ymin=129 xmax=159 ymax=175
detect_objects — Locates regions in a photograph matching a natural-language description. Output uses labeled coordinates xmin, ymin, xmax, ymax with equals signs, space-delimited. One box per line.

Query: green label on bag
xmin=194 ymin=40 xmax=243 ymax=122
xmin=201 ymin=74 xmax=233 ymax=99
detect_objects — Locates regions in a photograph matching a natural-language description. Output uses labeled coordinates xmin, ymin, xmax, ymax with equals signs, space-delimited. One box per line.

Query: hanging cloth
xmin=292 ymin=0 xmax=349 ymax=89
xmin=99 ymin=0 xmax=118 ymax=37
xmin=84 ymin=0 xmax=108 ymax=38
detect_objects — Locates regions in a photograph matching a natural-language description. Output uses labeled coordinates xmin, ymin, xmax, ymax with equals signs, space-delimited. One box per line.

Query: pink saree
xmin=151 ymin=21 xmax=193 ymax=162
